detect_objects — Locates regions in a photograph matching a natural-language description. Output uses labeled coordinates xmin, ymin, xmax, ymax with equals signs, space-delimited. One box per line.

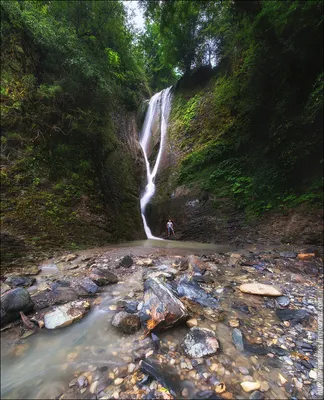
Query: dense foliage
xmin=143 ymin=0 xmax=323 ymax=217
xmin=1 ymin=0 xmax=147 ymax=259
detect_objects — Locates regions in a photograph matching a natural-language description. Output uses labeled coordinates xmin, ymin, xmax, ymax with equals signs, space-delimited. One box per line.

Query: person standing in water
xmin=166 ymin=219 xmax=175 ymax=237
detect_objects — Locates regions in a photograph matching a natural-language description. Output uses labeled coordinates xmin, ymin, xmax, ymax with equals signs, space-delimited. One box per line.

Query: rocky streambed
xmin=1 ymin=241 xmax=323 ymax=400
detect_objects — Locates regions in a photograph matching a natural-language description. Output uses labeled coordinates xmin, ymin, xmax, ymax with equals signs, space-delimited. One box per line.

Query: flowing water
xmin=1 ymin=241 xmax=320 ymax=399
xmin=1 ymin=241 xmax=231 ymax=399
xmin=139 ymin=87 xmax=173 ymax=240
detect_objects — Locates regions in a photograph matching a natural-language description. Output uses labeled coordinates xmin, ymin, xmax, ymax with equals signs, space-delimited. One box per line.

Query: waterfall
xmin=139 ymin=87 xmax=173 ymax=240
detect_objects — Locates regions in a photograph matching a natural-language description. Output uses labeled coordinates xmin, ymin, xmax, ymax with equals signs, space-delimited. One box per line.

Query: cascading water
xmin=139 ymin=87 xmax=173 ymax=240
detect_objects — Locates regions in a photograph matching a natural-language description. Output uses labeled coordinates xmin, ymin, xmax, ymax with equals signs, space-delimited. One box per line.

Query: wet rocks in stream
xmin=71 ymin=277 xmax=99 ymax=296
xmin=5 ymin=275 xmax=35 ymax=288
xmin=2 ymin=246 xmax=322 ymax=400
xmin=140 ymin=358 xmax=182 ymax=397
xmin=182 ymin=327 xmax=219 ymax=357
xmin=89 ymin=268 xmax=118 ymax=285
xmin=276 ymin=308 xmax=312 ymax=326
xmin=177 ymin=276 xmax=219 ymax=309
xmin=112 ymin=311 xmax=141 ymax=334
xmin=139 ymin=277 xmax=188 ymax=331
xmin=118 ymin=255 xmax=134 ymax=268
xmin=43 ymin=300 xmax=90 ymax=329
xmin=1 ymin=287 xmax=34 ymax=325
xmin=239 ymin=282 xmax=282 ymax=296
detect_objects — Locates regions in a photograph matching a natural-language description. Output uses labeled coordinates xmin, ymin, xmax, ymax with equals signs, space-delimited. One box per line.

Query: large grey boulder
xmin=182 ymin=327 xmax=219 ymax=358
xmin=1 ymin=287 xmax=34 ymax=326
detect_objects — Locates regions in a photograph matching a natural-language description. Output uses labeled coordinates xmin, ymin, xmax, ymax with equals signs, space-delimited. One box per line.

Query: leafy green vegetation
xmin=158 ymin=0 xmax=323 ymax=218
xmin=1 ymin=0 xmax=147 ymax=259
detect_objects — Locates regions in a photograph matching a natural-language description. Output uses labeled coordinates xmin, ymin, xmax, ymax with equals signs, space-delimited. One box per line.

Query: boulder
xmin=5 ymin=275 xmax=35 ymax=288
xmin=182 ymin=327 xmax=219 ymax=358
xmin=240 ymin=382 xmax=261 ymax=392
xmin=1 ymin=283 xmax=11 ymax=296
xmin=31 ymin=286 xmax=79 ymax=310
xmin=177 ymin=276 xmax=219 ymax=309
xmin=118 ymin=255 xmax=133 ymax=268
xmin=178 ymin=258 xmax=189 ymax=271
xmin=44 ymin=300 xmax=90 ymax=329
xmin=125 ymin=301 xmax=139 ymax=314
xmin=1 ymin=287 xmax=34 ymax=325
xmin=140 ymin=359 xmax=182 ymax=397
xmin=136 ymin=258 xmax=153 ymax=266
xmin=139 ymin=277 xmax=188 ymax=331
xmin=71 ymin=277 xmax=98 ymax=296
xmin=188 ymin=255 xmax=206 ymax=275
xmin=276 ymin=309 xmax=311 ymax=326
xmin=239 ymin=283 xmax=282 ymax=296
xmin=89 ymin=268 xmax=118 ymax=286
xmin=111 ymin=311 xmax=141 ymax=334
xmin=61 ymin=254 xmax=78 ymax=262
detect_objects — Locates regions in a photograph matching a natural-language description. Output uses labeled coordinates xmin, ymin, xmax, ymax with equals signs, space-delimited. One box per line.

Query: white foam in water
xmin=139 ymin=87 xmax=173 ymax=240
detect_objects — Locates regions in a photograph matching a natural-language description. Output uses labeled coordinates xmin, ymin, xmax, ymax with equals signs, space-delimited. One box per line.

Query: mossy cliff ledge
xmin=146 ymin=66 xmax=323 ymax=247
xmin=0 ymin=1 xmax=147 ymax=267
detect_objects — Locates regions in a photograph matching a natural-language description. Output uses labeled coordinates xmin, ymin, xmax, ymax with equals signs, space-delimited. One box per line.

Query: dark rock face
xmin=140 ymin=359 xmax=182 ymax=397
xmin=71 ymin=277 xmax=98 ymax=296
xmin=119 ymin=255 xmax=133 ymax=268
xmin=249 ymin=391 xmax=265 ymax=400
xmin=31 ymin=287 xmax=79 ymax=310
xmin=182 ymin=327 xmax=219 ymax=358
xmin=177 ymin=276 xmax=219 ymax=309
xmin=111 ymin=311 xmax=141 ymax=334
xmin=1 ymin=287 xmax=34 ymax=325
xmin=139 ymin=277 xmax=188 ymax=330
xmin=5 ymin=275 xmax=35 ymax=288
xmin=276 ymin=309 xmax=311 ymax=326
xmin=89 ymin=268 xmax=118 ymax=286
xmin=125 ymin=301 xmax=139 ymax=314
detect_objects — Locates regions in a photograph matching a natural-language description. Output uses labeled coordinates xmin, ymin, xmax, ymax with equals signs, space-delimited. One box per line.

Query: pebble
xmin=90 ymin=381 xmax=98 ymax=394
xmin=182 ymin=388 xmax=189 ymax=397
xmin=186 ymin=318 xmax=198 ymax=328
xmin=278 ymin=373 xmax=287 ymax=385
xmin=128 ymin=363 xmax=136 ymax=373
xmin=215 ymin=382 xmax=226 ymax=393
xmin=309 ymin=370 xmax=317 ymax=380
xmin=239 ymin=367 xmax=249 ymax=375
xmin=229 ymin=318 xmax=240 ymax=327
xmin=114 ymin=378 xmax=123 ymax=385
xmin=109 ymin=305 xmax=117 ymax=311
xmin=241 ymin=381 xmax=261 ymax=392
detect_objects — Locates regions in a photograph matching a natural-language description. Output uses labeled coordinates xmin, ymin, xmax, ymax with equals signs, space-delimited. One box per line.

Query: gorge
xmin=0 ymin=1 xmax=323 ymax=399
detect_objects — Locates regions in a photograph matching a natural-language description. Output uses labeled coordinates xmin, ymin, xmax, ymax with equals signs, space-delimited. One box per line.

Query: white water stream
xmin=139 ymin=87 xmax=173 ymax=240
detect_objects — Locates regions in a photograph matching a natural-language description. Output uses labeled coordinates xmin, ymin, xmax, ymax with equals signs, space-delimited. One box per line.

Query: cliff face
xmin=0 ymin=22 xmax=146 ymax=267
xmin=146 ymin=67 xmax=323 ymax=247
xmin=1 ymin=109 xmax=146 ymax=266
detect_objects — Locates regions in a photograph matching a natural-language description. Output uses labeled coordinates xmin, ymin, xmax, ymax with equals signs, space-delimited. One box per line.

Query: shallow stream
xmin=1 ymin=241 xmax=320 ymax=399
